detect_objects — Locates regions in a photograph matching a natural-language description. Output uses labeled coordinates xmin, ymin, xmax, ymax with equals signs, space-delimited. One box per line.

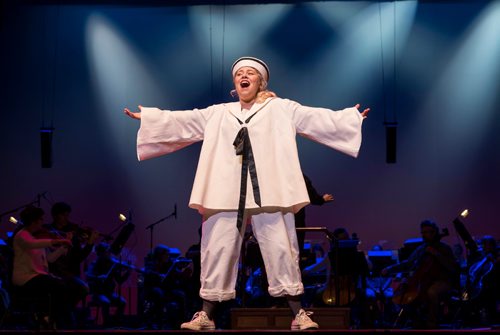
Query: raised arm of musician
xmin=46 ymin=241 xmax=72 ymax=263
xmin=381 ymin=247 xmax=421 ymax=276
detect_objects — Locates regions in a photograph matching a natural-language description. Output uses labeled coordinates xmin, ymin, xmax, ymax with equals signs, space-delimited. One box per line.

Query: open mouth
xmin=240 ymin=80 xmax=250 ymax=88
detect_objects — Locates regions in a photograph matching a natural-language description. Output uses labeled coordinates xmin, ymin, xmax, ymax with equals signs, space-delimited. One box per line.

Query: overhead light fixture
xmin=40 ymin=127 xmax=55 ymax=168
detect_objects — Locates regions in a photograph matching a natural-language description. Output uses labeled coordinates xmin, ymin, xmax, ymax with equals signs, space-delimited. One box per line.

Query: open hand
xmin=355 ymin=104 xmax=370 ymax=118
xmin=323 ymin=194 xmax=334 ymax=202
xmin=123 ymin=105 xmax=143 ymax=120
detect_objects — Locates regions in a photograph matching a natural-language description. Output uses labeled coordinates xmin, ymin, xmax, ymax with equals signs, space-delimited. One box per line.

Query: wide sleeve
xmin=289 ymin=100 xmax=364 ymax=158
xmin=137 ymin=106 xmax=211 ymax=161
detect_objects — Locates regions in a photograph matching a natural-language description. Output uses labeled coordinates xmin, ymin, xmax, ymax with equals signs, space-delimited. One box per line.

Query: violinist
xmin=11 ymin=205 xmax=73 ymax=329
xmin=43 ymin=202 xmax=100 ymax=317
xmin=381 ymin=220 xmax=459 ymax=329
xmin=86 ymin=242 xmax=130 ymax=328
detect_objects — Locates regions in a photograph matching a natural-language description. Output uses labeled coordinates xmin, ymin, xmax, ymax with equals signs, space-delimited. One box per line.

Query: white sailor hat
xmin=231 ymin=56 xmax=270 ymax=82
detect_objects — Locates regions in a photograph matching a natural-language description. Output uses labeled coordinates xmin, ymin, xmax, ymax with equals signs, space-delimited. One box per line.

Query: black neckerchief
xmin=231 ymin=99 xmax=273 ymax=229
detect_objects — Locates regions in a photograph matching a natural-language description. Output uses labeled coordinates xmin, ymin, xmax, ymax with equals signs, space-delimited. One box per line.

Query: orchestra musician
xmin=142 ymin=244 xmax=191 ymax=329
xmin=11 ymin=205 xmax=73 ymax=330
xmin=42 ymin=202 xmax=100 ymax=320
xmin=467 ymin=235 xmax=500 ymax=325
xmin=381 ymin=219 xmax=460 ymax=329
xmin=86 ymin=242 xmax=131 ymax=328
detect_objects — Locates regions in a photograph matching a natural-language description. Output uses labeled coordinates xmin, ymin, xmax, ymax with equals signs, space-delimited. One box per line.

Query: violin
xmin=32 ymin=225 xmax=71 ymax=240
xmin=31 ymin=226 xmax=73 ymax=250
xmin=63 ymin=222 xmax=112 ymax=243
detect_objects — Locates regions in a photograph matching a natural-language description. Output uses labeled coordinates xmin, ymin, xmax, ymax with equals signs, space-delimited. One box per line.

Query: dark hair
xmin=153 ymin=244 xmax=170 ymax=258
xmin=420 ymin=219 xmax=439 ymax=233
xmin=481 ymin=235 xmax=497 ymax=247
xmin=333 ymin=227 xmax=349 ymax=239
xmin=20 ymin=206 xmax=44 ymax=227
xmin=51 ymin=202 xmax=72 ymax=217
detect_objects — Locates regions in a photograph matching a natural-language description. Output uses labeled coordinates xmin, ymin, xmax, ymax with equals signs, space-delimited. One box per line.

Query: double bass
xmin=392 ymin=228 xmax=450 ymax=306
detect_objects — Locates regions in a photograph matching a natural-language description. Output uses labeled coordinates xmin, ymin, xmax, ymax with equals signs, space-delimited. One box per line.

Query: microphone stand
xmin=145 ymin=205 xmax=176 ymax=256
xmin=0 ymin=196 xmax=42 ymax=222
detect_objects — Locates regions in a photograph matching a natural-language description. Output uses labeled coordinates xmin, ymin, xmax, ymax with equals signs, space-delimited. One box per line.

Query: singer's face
xmin=233 ymin=66 xmax=261 ymax=103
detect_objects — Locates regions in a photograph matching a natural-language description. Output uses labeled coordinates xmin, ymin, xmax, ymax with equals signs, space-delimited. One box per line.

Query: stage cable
xmin=378 ymin=2 xmax=387 ymax=125
xmin=209 ymin=5 xmax=214 ymax=102
xmin=220 ymin=2 xmax=226 ymax=103
xmin=393 ymin=0 xmax=398 ymax=125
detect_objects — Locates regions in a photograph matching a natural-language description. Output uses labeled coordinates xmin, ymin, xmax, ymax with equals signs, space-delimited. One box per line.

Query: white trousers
xmin=199 ymin=211 xmax=304 ymax=302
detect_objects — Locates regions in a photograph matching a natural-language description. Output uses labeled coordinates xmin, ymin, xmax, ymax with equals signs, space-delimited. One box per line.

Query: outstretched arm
xmin=292 ymin=101 xmax=371 ymax=158
xmin=126 ymin=104 xmax=209 ymax=161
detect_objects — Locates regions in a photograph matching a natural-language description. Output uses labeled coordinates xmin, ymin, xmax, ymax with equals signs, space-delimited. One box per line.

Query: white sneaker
xmin=180 ymin=311 xmax=216 ymax=330
xmin=291 ymin=309 xmax=319 ymax=330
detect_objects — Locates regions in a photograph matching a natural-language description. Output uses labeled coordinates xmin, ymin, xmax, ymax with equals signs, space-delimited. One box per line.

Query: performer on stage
xmin=11 ymin=206 xmax=73 ymax=329
xmin=124 ymin=56 xmax=370 ymax=330
xmin=381 ymin=220 xmax=459 ymax=329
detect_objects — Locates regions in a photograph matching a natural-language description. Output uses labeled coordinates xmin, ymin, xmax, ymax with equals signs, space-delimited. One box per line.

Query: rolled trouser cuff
xmin=200 ymin=288 xmax=236 ymax=302
xmin=268 ymin=282 xmax=304 ymax=297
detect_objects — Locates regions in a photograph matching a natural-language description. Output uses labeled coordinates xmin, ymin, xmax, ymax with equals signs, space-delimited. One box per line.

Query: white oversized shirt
xmin=137 ymin=97 xmax=364 ymax=215
xmin=12 ymin=230 xmax=52 ymax=286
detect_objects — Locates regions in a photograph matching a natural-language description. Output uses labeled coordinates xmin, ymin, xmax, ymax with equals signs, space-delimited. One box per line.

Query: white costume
xmin=136 ymin=97 xmax=364 ymax=301
xmin=138 ymin=98 xmax=362 ymax=213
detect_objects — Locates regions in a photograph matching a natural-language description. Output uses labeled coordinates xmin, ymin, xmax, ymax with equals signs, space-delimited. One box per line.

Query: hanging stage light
xmin=40 ymin=127 xmax=54 ymax=168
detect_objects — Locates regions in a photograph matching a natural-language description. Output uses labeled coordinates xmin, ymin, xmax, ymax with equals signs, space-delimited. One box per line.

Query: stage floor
xmin=1 ymin=328 xmax=500 ymax=333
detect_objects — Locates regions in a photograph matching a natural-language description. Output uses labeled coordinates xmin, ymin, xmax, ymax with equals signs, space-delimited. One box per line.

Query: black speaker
xmin=40 ymin=127 xmax=54 ymax=168
xmin=385 ymin=122 xmax=397 ymax=164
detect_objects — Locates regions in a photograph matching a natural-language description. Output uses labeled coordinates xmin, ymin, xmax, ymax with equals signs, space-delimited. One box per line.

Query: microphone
xmin=174 ymin=204 xmax=177 ymax=220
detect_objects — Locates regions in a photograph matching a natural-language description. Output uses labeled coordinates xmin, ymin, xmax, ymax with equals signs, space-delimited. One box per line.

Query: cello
xmin=392 ymin=227 xmax=450 ymax=306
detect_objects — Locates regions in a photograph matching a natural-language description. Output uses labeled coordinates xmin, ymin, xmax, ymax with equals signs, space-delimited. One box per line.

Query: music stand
xmin=453 ymin=217 xmax=479 ymax=265
xmin=107 ymin=222 xmax=135 ymax=323
xmin=110 ymin=223 xmax=135 ymax=256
